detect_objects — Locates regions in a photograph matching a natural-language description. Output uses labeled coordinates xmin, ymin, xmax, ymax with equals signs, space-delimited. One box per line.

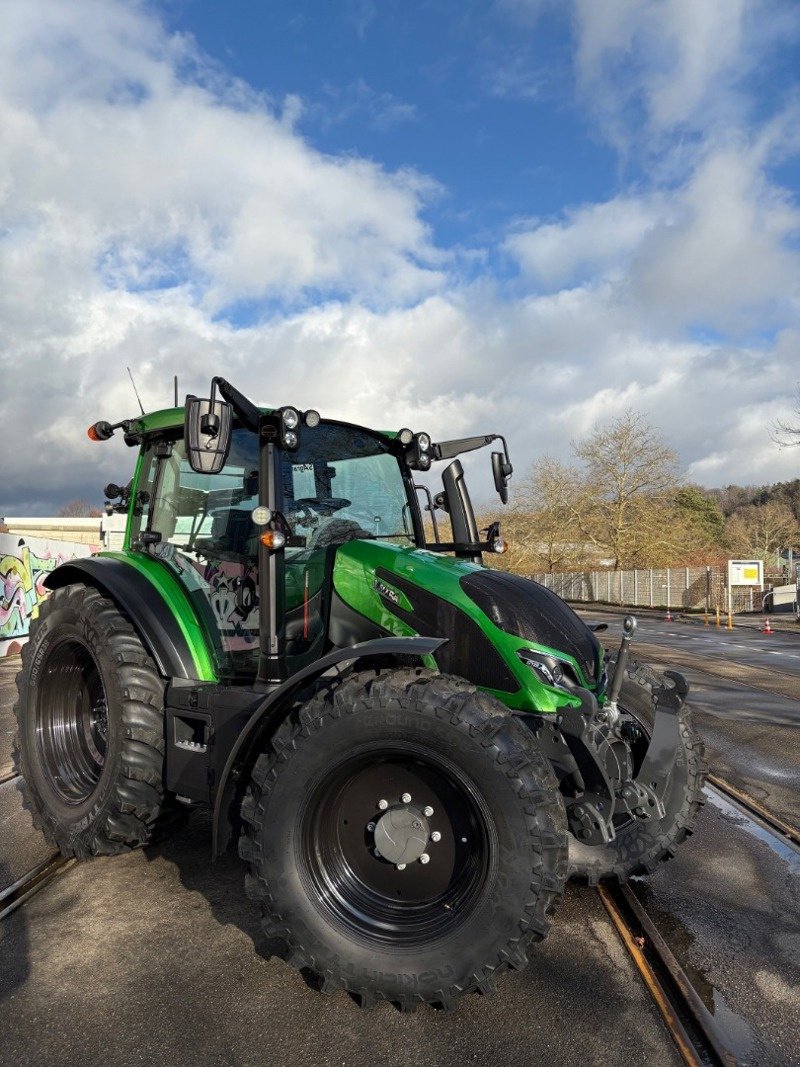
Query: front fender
xmin=212 ymin=636 xmax=446 ymax=857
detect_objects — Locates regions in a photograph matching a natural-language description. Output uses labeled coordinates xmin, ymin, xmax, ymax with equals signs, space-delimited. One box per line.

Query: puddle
xmin=629 ymin=880 xmax=759 ymax=1063
xmin=704 ymin=787 xmax=800 ymax=876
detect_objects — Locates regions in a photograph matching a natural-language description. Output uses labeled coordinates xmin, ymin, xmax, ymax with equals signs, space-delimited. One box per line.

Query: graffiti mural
xmin=175 ymin=550 xmax=260 ymax=653
xmin=0 ymin=534 xmax=93 ymax=657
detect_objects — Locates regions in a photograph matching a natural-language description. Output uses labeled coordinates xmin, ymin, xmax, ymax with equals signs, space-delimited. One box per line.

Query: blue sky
xmin=1 ymin=0 xmax=800 ymax=514
xmin=172 ymin=0 xmax=620 ymax=253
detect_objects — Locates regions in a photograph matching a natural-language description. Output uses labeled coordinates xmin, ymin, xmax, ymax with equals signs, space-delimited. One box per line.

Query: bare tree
xmin=772 ymin=384 xmax=800 ymax=448
xmin=568 ymin=411 xmax=681 ymax=569
xmin=507 ymin=457 xmax=589 ymax=573
xmin=57 ymin=499 xmax=101 ymax=518
xmin=725 ymin=501 xmax=800 ymax=565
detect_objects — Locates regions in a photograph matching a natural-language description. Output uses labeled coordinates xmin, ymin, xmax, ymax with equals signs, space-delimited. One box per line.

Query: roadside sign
xmin=727 ymin=560 xmax=763 ymax=587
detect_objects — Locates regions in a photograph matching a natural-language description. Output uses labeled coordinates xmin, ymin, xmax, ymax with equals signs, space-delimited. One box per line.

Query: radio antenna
xmin=174 ymin=375 xmax=179 ymax=408
xmin=127 ymin=366 xmax=145 ymax=415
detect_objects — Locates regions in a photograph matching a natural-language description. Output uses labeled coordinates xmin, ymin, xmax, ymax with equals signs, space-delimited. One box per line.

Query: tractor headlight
xmin=404 ymin=430 xmax=433 ymax=470
xmin=277 ymin=407 xmax=301 ymax=450
xmin=517 ymin=649 xmax=578 ymax=691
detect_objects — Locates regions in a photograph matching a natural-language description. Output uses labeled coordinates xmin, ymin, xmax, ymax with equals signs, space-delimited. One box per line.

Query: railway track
xmin=0 ymin=853 xmax=73 ymax=921
xmin=0 ymin=768 xmax=72 ymax=920
xmin=0 ymin=765 xmax=18 ymax=787
xmin=601 ymin=779 xmax=800 ymax=1067
xmin=599 ymin=882 xmax=737 ymax=1066
xmin=1 ymin=766 xmax=797 ymax=1064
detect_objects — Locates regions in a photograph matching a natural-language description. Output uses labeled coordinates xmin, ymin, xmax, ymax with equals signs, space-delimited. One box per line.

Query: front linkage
xmin=528 ymin=615 xmax=690 ymax=848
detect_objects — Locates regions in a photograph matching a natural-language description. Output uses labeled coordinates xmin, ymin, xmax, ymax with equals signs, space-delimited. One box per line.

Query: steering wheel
xmin=291 ymin=497 xmax=351 ymax=518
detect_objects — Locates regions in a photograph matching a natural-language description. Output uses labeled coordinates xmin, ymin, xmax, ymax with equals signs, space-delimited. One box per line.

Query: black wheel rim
xmin=299 ymin=744 xmax=494 ymax=946
xmin=35 ymin=639 xmax=109 ymax=805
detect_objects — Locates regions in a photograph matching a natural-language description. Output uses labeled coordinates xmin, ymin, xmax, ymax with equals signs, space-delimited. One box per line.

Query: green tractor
xmin=14 ymin=377 xmax=706 ymax=1010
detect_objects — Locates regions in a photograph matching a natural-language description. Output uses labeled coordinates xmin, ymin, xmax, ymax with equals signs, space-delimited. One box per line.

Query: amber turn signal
xmin=259 ymin=530 xmax=286 ymax=550
xmin=490 ymin=538 xmax=508 ymax=554
xmin=88 ymin=421 xmax=114 ymax=441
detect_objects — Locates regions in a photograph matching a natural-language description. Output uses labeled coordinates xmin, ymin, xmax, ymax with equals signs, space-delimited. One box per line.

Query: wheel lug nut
xmin=461 ymin=836 xmax=467 ymax=843
xmin=423 ymin=806 xmax=434 ymax=817
xmin=401 ymin=793 xmax=412 ymax=804
xmin=431 ymin=831 xmax=441 ymax=842
xmin=378 ymin=799 xmax=389 ymax=811
xmin=366 ymin=822 xmax=375 ymax=832
xmin=419 ymin=853 xmax=430 ymax=864
xmin=396 ymin=863 xmax=406 ymax=871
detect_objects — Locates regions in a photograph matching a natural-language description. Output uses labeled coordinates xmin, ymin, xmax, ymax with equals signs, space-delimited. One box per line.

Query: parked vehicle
xmin=762 ymin=567 xmax=799 ymax=617
xmin=14 ymin=377 xmax=706 ymax=1009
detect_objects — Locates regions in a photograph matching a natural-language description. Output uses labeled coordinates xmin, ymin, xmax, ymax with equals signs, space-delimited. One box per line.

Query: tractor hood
xmin=331 ymin=541 xmax=603 ymax=711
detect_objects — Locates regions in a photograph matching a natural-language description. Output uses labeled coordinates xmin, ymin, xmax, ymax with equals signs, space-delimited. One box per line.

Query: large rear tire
xmin=13 ymin=583 xmax=168 ymax=858
xmin=567 ymin=658 xmax=707 ymax=884
xmin=239 ymin=669 xmax=568 ymax=1010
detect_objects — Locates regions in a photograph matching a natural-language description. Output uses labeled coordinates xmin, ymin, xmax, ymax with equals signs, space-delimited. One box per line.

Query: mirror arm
xmin=432 ymin=434 xmax=497 ymax=461
xmin=214 ymin=377 xmax=262 ymax=433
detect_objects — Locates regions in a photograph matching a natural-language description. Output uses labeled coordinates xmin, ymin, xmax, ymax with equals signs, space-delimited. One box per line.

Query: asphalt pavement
xmin=582 ymin=612 xmax=800 ymax=828
xmin=2 ymin=612 xmax=799 ymax=1065
xmin=0 ymin=656 xmax=18 ymax=776
xmin=0 ymin=809 xmax=682 ymax=1067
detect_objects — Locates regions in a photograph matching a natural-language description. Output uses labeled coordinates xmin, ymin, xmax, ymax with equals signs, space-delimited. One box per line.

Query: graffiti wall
xmin=0 ymin=534 xmax=94 ymax=657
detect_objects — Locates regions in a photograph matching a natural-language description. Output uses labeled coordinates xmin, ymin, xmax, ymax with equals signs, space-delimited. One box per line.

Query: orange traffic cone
xmin=762 ymin=617 xmax=774 ymax=635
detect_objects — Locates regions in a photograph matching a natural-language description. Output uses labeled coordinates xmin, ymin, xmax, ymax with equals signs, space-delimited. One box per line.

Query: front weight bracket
xmin=633 ymin=670 xmax=689 ymax=804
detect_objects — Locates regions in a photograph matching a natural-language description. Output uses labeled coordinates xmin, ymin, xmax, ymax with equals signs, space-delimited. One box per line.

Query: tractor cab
xmin=128 ymin=412 xmax=423 ymax=681
xmin=117 ymin=376 xmax=514 ymax=690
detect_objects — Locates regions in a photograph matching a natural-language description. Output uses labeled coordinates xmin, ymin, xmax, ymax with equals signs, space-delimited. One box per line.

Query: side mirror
xmin=185 ymin=393 xmax=233 ymax=474
xmin=492 ymin=450 xmax=512 ymax=504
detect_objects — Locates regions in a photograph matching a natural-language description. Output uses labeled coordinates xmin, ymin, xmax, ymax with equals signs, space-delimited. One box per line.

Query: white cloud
xmin=1 ymin=0 xmax=800 ymax=519
xmin=572 ymin=0 xmax=798 ymax=140
xmin=310 ymin=79 xmax=419 ymax=132
xmin=631 ymin=145 xmax=800 ymax=332
xmin=0 ymin=0 xmax=442 ymax=317
xmin=504 ymin=196 xmax=660 ymax=288
xmin=505 ymin=140 xmax=800 ymax=335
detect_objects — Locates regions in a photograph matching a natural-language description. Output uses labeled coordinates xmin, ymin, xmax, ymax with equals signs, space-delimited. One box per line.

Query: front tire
xmin=13 ymin=583 xmax=168 ymax=858
xmin=239 ymin=669 xmax=567 ymax=1010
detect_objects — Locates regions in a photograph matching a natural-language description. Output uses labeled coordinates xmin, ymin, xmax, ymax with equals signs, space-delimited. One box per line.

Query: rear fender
xmin=43 ymin=558 xmax=199 ymax=680
xmin=212 ymin=636 xmax=446 ymax=858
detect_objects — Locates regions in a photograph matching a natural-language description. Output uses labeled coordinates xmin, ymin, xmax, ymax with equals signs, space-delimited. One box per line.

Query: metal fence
xmin=529 ymin=566 xmax=764 ymax=613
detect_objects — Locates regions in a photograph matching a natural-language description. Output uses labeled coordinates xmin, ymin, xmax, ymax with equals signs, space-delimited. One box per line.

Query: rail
xmin=601 ymin=778 xmax=799 ymax=1066
xmin=0 ymin=853 xmax=73 ymax=921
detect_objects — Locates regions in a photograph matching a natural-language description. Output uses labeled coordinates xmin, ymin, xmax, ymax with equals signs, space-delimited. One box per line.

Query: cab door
xmin=133 ymin=428 xmax=262 ymax=680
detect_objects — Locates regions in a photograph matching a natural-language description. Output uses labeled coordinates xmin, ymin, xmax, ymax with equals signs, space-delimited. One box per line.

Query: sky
xmin=1 ymin=0 xmax=800 ymax=515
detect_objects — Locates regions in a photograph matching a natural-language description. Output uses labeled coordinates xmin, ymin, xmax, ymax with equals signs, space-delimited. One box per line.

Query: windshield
xmin=282 ymin=423 xmax=415 ymax=548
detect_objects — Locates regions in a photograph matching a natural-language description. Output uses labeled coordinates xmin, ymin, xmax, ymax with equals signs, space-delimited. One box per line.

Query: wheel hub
xmin=373 ymin=807 xmax=430 ymax=865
